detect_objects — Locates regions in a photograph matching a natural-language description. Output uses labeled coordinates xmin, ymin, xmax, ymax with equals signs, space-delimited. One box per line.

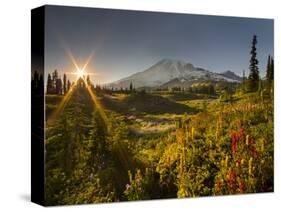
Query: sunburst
xmin=48 ymin=49 xmax=108 ymax=127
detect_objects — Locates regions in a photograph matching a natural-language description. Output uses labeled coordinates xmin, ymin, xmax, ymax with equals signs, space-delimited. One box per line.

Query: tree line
xmin=247 ymin=35 xmax=274 ymax=92
xmin=46 ymin=70 xmax=72 ymax=95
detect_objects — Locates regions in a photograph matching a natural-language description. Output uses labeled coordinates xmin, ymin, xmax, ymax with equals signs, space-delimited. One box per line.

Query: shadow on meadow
xmin=101 ymin=92 xmax=199 ymax=116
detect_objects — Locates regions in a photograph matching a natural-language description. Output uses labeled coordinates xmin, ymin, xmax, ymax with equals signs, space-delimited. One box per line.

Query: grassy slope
xmin=45 ymin=88 xmax=273 ymax=203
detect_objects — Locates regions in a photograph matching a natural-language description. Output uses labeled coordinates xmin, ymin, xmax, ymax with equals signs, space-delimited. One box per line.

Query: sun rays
xmin=81 ymin=77 xmax=109 ymax=126
xmin=47 ymin=81 xmax=77 ymax=125
xmin=47 ymin=49 xmax=108 ymax=127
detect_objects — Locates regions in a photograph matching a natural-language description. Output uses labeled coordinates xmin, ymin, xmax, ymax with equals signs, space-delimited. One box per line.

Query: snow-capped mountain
xmin=108 ymin=59 xmax=242 ymax=89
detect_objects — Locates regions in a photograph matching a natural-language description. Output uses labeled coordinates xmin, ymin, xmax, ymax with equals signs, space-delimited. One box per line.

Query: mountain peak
xmin=108 ymin=59 xmax=241 ymax=89
xmin=157 ymin=58 xmax=193 ymax=67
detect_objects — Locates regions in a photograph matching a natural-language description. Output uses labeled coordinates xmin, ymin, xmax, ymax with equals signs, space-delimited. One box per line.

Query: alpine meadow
xmin=31 ymin=6 xmax=274 ymax=206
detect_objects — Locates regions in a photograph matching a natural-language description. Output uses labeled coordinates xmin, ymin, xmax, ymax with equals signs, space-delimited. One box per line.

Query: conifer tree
xmin=56 ymin=78 xmax=63 ymax=95
xmin=242 ymin=70 xmax=246 ymax=92
xmin=86 ymin=75 xmax=91 ymax=86
xmin=130 ymin=82 xmax=133 ymax=92
xmin=270 ymin=57 xmax=274 ymax=81
xmin=248 ymin=35 xmax=259 ymax=91
xmin=63 ymin=73 xmax=67 ymax=95
xmin=266 ymin=55 xmax=271 ymax=82
xmin=52 ymin=69 xmax=58 ymax=90
xmin=47 ymin=73 xmax=53 ymax=94
xmin=31 ymin=71 xmax=39 ymax=93
xmin=67 ymin=79 xmax=71 ymax=92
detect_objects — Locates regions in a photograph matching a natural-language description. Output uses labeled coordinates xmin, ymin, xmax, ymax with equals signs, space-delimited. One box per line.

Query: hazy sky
xmin=45 ymin=5 xmax=274 ymax=84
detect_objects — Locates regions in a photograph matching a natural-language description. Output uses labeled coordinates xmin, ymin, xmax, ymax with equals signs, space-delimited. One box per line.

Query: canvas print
xmin=31 ymin=5 xmax=274 ymax=206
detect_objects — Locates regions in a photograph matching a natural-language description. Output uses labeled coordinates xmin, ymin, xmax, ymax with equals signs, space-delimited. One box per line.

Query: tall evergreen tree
xmin=56 ymin=78 xmax=63 ymax=95
xmin=52 ymin=69 xmax=58 ymax=90
xmin=129 ymin=82 xmax=133 ymax=92
xmin=67 ymin=79 xmax=71 ymax=92
xmin=242 ymin=70 xmax=246 ymax=92
xmin=47 ymin=73 xmax=53 ymax=94
xmin=270 ymin=57 xmax=274 ymax=81
xmin=86 ymin=74 xmax=91 ymax=86
xmin=63 ymin=73 xmax=67 ymax=95
xmin=248 ymin=35 xmax=259 ymax=91
xmin=266 ymin=55 xmax=271 ymax=82
xmin=32 ymin=70 xmax=39 ymax=90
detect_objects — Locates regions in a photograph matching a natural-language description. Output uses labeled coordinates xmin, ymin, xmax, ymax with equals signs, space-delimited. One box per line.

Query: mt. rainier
xmin=108 ymin=59 xmax=242 ymax=89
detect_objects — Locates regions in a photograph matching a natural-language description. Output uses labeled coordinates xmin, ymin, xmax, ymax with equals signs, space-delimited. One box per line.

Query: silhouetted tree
xmin=33 ymin=70 xmax=39 ymax=81
xmin=77 ymin=77 xmax=85 ymax=88
xmin=129 ymin=82 xmax=133 ymax=92
xmin=270 ymin=57 xmax=274 ymax=81
xmin=32 ymin=70 xmax=44 ymax=94
xmin=266 ymin=55 xmax=271 ymax=81
xmin=32 ymin=70 xmax=39 ymax=91
xmin=52 ymin=69 xmax=58 ymax=90
xmin=39 ymin=73 xmax=43 ymax=91
xmin=46 ymin=73 xmax=53 ymax=94
xmin=63 ymin=73 xmax=67 ymax=95
xmin=56 ymin=78 xmax=63 ymax=95
xmin=67 ymin=79 xmax=71 ymax=92
xmin=242 ymin=70 xmax=246 ymax=92
xmin=248 ymin=35 xmax=259 ymax=91
xmin=86 ymin=75 xmax=91 ymax=86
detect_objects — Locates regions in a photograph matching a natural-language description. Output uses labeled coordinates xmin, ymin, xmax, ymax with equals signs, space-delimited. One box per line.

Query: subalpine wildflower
xmin=225 ymin=155 xmax=229 ymax=167
xmin=241 ymin=158 xmax=245 ymax=165
xmin=229 ymin=170 xmax=237 ymax=188
xmin=231 ymin=131 xmax=237 ymax=156
xmin=261 ymin=139 xmax=264 ymax=152
xmin=238 ymin=127 xmax=245 ymax=141
xmin=217 ymin=179 xmax=222 ymax=190
xmin=246 ymin=135 xmax=250 ymax=145
xmin=253 ymin=146 xmax=257 ymax=157
xmin=191 ymin=127 xmax=195 ymax=140
xmin=216 ymin=122 xmax=219 ymax=140
xmin=186 ymin=131 xmax=189 ymax=144
xmin=239 ymin=180 xmax=245 ymax=193
xmin=248 ymin=157 xmax=253 ymax=175
xmin=236 ymin=159 xmax=241 ymax=167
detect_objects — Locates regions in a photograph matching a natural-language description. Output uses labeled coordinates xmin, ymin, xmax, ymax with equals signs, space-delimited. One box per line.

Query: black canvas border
xmin=31 ymin=6 xmax=45 ymax=206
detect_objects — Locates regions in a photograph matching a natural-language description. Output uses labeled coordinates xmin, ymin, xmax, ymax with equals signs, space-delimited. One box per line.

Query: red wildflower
xmin=231 ymin=131 xmax=237 ymax=140
xmin=239 ymin=180 xmax=245 ymax=193
xmin=217 ymin=179 xmax=222 ymax=190
xmin=238 ymin=128 xmax=245 ymax=142
xmin=253 ymin=146 xmax=257 ymax=157
xmin=229 ymin=170 xmax=237 ymax=188
xmin=231 ymin=131 xmax=237 ymax=156
xmin=231 ymin=171 xmax=236 ymax=179
xmin=250 ymin=138 xmax=255 ymax=146
xmin=237 ymin=159 xmax=241 ymax=166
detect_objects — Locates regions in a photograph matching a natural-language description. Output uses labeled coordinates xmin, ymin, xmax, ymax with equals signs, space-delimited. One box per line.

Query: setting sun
xmin=76 ymin=69 xmax=86 ymax=78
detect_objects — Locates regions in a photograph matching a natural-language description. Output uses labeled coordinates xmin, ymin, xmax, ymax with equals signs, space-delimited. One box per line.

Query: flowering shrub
xmin=214 ymin=121 xmax=273 ymax=194
xmin=156 ymin=95 xmax=273 ymax=198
